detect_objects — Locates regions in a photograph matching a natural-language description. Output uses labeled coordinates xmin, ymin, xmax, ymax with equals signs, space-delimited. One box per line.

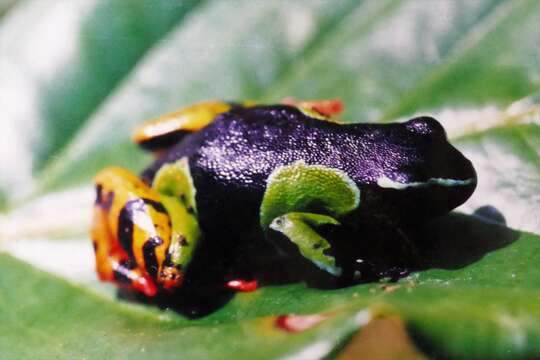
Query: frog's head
xmin=368 ymin=116 xmax=477 ymax=217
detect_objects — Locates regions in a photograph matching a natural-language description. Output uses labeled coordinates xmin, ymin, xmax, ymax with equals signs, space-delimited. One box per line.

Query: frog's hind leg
xmin=92 ymin=167 xmax=175 ymax=296
xmin=132 ymin=101 xmax=236 ymax=154
xmin=260 ymin=161 xmax=361 ymax=277
xmin=92 ymin=187 xmax=158 ymax=297
xmin=92 ymin=160 xmax=202 ymax=296
xmin=281 ymin=98 xmax=344 ymax=119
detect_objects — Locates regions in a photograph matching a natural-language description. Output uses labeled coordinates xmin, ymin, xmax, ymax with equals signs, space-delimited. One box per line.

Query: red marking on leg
xmin=132 ymin=275 xmax=158 ymax=297
xmin=281 ymin=98 xmax=344 ymax=117
xmin=226 ymin=279 xmax=258 ymax=292
xmin=309 ymin=99 xmax=343 ymax=117
xmin=275 ymin=314 xmax=327 ymax=333
xmin=160 ymin=266 xmax=184 ymax=291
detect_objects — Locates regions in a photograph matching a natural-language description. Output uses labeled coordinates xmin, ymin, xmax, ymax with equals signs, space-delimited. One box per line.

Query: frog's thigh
xmin=132 ymin=100 xmax=233 ymax=153
xmin=282 ymin=98 xmax=344 ymax=119
xmin=260 ymin=161 xmax=361 ymax=276
xmin=92 ymin=167 xmax=171 ymax=296
xmin=151 ymin=157 xmax=202 ymax=289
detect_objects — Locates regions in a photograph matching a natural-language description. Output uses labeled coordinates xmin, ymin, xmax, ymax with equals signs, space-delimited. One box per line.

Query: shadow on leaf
xmin=118 ymin=207 xmax=519 ymax=318
xmin=414 ymin=209 xmax=518 ymax=270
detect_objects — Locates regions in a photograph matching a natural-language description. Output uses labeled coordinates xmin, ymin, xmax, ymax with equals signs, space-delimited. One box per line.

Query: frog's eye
xmin=132 ymin=100 xmax=233 ymax=152
xmin=405 ymin=116 xmax=447 ymax=139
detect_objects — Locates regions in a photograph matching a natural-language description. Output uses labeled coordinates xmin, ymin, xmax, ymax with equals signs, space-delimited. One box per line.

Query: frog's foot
xmin=92 ymin=161 xmax=201 ymax=295
xmin=110 ymin=260 xmax=158 ymax=296
xmin=132 ymin=100 xmax=236 ymax=153
xmin=260 ymin=161 xmax=361 ymax=277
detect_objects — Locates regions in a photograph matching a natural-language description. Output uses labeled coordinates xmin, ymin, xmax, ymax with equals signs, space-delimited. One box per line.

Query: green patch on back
xmin=152 ymin=158 xmax=200 ymax=267
xmin=260 ymin=160 xmax=360 ymax=229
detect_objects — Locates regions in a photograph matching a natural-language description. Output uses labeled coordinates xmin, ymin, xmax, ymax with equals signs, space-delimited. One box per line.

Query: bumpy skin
xmin=143 ymin=105 xmax=476 ymax=234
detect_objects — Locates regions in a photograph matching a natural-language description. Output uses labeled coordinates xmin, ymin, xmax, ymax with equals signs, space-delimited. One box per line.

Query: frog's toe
xmin=111 ymin=259 xmax=158 ymax=297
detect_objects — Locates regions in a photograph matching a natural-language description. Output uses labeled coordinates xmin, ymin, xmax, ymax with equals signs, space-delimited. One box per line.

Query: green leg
xmin=152 ymin=158 xmax=201 ymax=272
xmin=270 ymin=212 xmax=342 ymax=276
xmin=260 ymin=161 xmax=361 ymax=276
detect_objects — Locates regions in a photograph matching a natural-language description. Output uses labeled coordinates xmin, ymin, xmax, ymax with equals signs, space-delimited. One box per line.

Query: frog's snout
xmin=400 ymin=116 xmax=478 ymax=212
xmin=405 ymin=116 xmax=476 ymax=182
xmin=431 ymin=148 xmax=477 ymax=213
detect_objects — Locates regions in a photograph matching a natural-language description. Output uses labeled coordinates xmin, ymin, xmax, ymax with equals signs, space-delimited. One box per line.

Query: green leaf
xmin=1 ymin=0 xmax=540 ymax=358
xmin=2 ymin=215 xmax=540 ymax=359
xmin=0 ymin=0 xmax=201 ymax=201
xmin=34 ymin=0 xmax=362 ymax=195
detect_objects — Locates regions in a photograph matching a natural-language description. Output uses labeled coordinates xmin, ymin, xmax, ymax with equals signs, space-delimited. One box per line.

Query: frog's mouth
xmin=376 ymin=175 xmax=476 ymax=190
xmin=375 ymin=140 xmax=478 ymax=216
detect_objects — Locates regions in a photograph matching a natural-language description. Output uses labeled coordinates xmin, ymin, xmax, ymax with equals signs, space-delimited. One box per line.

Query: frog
xmin=91 ymin=99 xmax=477 ymax=297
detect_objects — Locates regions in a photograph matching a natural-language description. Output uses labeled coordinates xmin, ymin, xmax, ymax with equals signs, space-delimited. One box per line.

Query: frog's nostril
xmin=406 ymin=116 xmax=447 ymax=139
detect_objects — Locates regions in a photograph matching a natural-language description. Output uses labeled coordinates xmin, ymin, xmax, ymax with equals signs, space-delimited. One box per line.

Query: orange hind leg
xmin=91 ymin=202 xmax=158 ymax=297
xmin=91 ymin=167 xmax=167 ymax=297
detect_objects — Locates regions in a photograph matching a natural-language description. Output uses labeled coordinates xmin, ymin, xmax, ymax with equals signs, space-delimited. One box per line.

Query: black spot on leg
xmin=179 ymin=194 xmax=187 ymax=204
xmin=117 ymin=201 xmax=138 ymax=259
xmin=121 ymin=258 xmax=137 ymax=269
xmin=164 ymin=252 xmax=174 ymax=267
xmin=95 ymin=185 xmax=114 ymax=210
xmin=117 ymin=198 xmax=168 ymax=260
xmin=95 ymin=185 xmax=103 ymax=204
xmin=142 ymin=198 xmax=167 ymax=214
xmin=178 ymin=235 xmax=189 ymax=247
xmin=143 ymin=236 xmax=164 ymax=280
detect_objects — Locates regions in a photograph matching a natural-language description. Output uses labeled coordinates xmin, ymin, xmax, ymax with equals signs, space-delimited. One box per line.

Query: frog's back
xmin=144 ymin=105 xmax=420 ymax=191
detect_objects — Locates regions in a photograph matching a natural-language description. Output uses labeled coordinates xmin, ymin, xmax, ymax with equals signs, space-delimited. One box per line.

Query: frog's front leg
xmin=260 ymin=161 xmax=361 ymax=276
xmin=92 ymin=161 xmax=200 ymax=296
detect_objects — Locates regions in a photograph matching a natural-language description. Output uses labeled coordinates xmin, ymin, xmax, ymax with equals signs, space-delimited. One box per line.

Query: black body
xmin=142 ymin=105 xmax=477 ymax=283
xmin=143 ymin=105 xmax=476 ymax=230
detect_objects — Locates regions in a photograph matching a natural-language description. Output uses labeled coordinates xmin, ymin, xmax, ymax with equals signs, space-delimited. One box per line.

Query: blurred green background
xmin=0 ymin=0 xmax=539 ymax=359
